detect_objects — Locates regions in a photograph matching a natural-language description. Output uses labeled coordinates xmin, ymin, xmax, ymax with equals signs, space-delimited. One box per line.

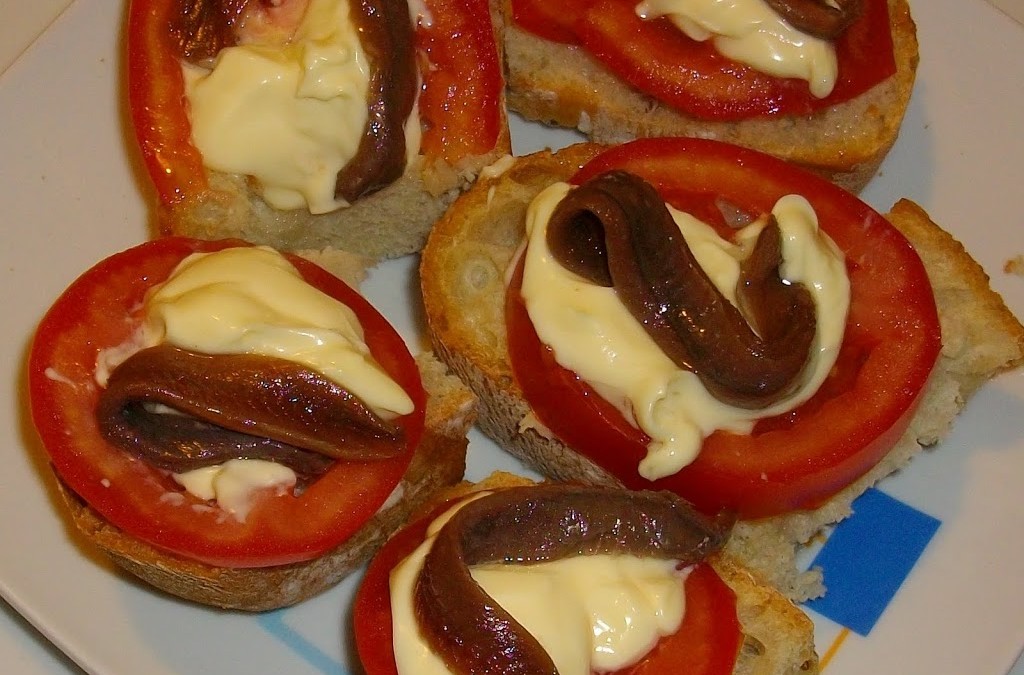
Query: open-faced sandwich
xmin=493 ymin=0 xmax=918 ymax=192
xmin=420 ymin=138 xmax=1024 ymax=599
xmin=354 ymin=471 xmax=820 ymax=674
xmin=27 ymin=238 xmax=475 ymax=610
xmin=127 ymin=0 xmax=509 ymax=259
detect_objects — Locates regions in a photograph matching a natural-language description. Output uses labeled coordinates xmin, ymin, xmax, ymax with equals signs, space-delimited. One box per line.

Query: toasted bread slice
xmin=161 ymin=143 xmax=512 ymax=262
xmin=419 ymin=143 xmax=1024 ymax=600
xmin=412 ymin=471 xmax=820 ymax=675
xmin=494 ymin=0 xmax=918 ymax=193
xmin=135 ymin=2 xmax=511 ymax=261
xmin=56 ymin=352 xmax=475 ymax=611
xmin=45 ymin=249 xmax=476 ymax=611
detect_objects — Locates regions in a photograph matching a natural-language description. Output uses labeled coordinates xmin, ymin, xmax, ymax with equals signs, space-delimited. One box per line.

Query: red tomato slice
xmin=28 ymin=237 xmax=426 ymax=568
xmin=511 ymin=0 xmax=896 ymax=120
xmin=126 ymin=0 xmax=502 ymax=207
xmin=353 ymin=498 xmax=741 ymax=674
xmin=415 ymin=0 xmax=504 ymax=162
xmin=507 ymin=138 xmax=941 ymax=518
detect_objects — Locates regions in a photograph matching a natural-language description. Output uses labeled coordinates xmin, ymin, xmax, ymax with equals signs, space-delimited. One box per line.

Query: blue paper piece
xmin=804 ymin=488 xmax=941 ymax=636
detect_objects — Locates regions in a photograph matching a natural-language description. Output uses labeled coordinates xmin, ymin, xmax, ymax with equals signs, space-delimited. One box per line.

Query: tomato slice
xmin=506 ymin=138 xmax=941 ymax=518
xmin=511 ymin=0 xmax=896 ymax=120
xmin=126 ymin=0 xmax=503 ymax=207
xmin=28 ymin=237 xmax=426 ymax=568
xmin=353 ymin=498 xmax=741 ymax=674
xmin=127 ymin=0 xmax=208 ymax=207
xmin=415 ymin=0 xmax=504 ymax=163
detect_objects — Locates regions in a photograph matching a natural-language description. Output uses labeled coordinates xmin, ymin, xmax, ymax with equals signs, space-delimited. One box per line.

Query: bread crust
xmin=421 ymin=472 xmax=820 ymax=675
xmin=162 ymin=148 xmax=511 ymax=261
xmin=420 ymin=144 xmax=1024 ymax=600
xmin=494 ymin=0 xmax=918 ymax=193
xmin=55 ymin=353 xmax=475 ymax=611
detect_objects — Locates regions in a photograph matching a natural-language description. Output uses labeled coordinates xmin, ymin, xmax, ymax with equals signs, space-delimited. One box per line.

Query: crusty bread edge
xmin=424 ymin=471 xmax=819 ymax=675
xmin=495 ymin=0 xmax=918 ymax=194
xmin=419 ymin=143 xmax=1024 ymax=600
xmin=55 ymin=352 xmax=475 ymax=612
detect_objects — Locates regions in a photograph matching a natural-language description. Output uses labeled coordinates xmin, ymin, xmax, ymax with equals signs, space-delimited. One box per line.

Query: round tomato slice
xmin=353 ymin=498 xmax=741 ymax=675
xmin=511 ymin=0 xmax=896 ymax=120
xmin=28 ymin=237 xmax=426 ymax=568
xmin=507 ymin=138 xmax=941 ymax=518
xmin=126 ymin=0 xmax=502 ymax=207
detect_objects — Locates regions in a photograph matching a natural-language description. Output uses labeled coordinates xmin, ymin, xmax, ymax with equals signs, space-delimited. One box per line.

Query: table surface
xmin=1 ymin=0 xmax=1022 ymax=673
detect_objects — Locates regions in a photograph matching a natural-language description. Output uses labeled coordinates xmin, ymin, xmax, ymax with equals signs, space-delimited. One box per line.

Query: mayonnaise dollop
xmin=183 ymin=0 xmax=374 ymax=213
xmin=635 ymin=0 xmax=839 ymax=97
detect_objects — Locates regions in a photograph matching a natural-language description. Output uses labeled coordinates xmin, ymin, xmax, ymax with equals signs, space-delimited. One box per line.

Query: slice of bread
xmin=136 ymin=4 xmax=511 ymax=261
xmin=56 ymin=351 xmax=475 ymax=611
xmin=494 ymin=0 xmax=918 ymax=193
xmin=419 ymin=143 xmax=1024 ymax=600
xmin=403 ymin=471 xmax=820 ymax=674
xmin=41 ymin=248 xmax=476 ymax=611
xmin=161 ymin=144 xmax=511 ymax=262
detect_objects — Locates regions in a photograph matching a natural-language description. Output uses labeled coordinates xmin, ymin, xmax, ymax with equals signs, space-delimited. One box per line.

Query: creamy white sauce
xmin=143 ymin=246 xmax=413 ymax=419
xmin=635 ymin=0 xmax=839 ymax=97
xmin=173 ymin=459 xmax=297 ymax=521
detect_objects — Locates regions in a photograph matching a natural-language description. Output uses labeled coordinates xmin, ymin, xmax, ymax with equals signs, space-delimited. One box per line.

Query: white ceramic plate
xmin=2 ymin=1 xmax=1023 ymax=673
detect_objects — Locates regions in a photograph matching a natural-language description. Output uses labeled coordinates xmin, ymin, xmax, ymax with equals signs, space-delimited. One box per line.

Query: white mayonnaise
xmin=635 ymin=0 xmax=839 ymax=97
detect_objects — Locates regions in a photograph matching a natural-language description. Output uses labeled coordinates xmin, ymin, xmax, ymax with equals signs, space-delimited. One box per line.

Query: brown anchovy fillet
xmin=546 ymin=170 xmax=817 ymax=409
xmin=414 ymin=485 xmax=734 ymax=675
xmin=763 ymin=0 xmax=864 ymax=40
xmin=96 ymin=344 xmax=404 ymax=477
xmin=170 ymin=0 xmax=252 ymax=62
xmin=333 ymin=0 xmax=417 ymax=203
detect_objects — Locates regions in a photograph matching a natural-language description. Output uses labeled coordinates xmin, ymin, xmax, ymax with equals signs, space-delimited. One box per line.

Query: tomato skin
xmin=127 ymin=0 xmax=208 ymax=206
xmin=510 ymin=0 xmax=896 ymax=120
xmin=507 ymin=138 xmax=941 ymax=518
xmin=511 ymin=0 xmax=590 ymax=43
xmin=353 ymin=497 xmax=741 ymax=675
xmin=28 ymin=237 xmax=426 ymax=568
xmin=126 ymin=0 xmax=503 ymax=207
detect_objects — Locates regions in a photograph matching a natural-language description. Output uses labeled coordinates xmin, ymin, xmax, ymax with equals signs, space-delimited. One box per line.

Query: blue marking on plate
xmin=258 ymin=609 xmax=348 ymax=675
xmin=804 ymin=487 xmax=941 ymax=636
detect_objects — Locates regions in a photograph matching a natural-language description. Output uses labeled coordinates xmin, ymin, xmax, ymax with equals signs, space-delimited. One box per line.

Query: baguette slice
xmin=44 ymin=249 xmax=476 ymax=611
xmin=163 ymin=138 xmax=512 ymax=262
xmin=419 ymin=143 xmax=1024 ymax=600
xmin=56 ymin=352 xmax=475 ymax=611
xmin=494 ymin=0 xmax=918 ymax=193
xmin=136 ymin=3 xmax=512 ymax=261
xmin=399 ymin=471 xmax=820 ymax=675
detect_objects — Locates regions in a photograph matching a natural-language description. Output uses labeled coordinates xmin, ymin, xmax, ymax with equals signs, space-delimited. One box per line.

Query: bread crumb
xmin=519 ymin=411 xmax=555 ymax=439
xmin=1004 ymin=255 xmax=1024 ymax=276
